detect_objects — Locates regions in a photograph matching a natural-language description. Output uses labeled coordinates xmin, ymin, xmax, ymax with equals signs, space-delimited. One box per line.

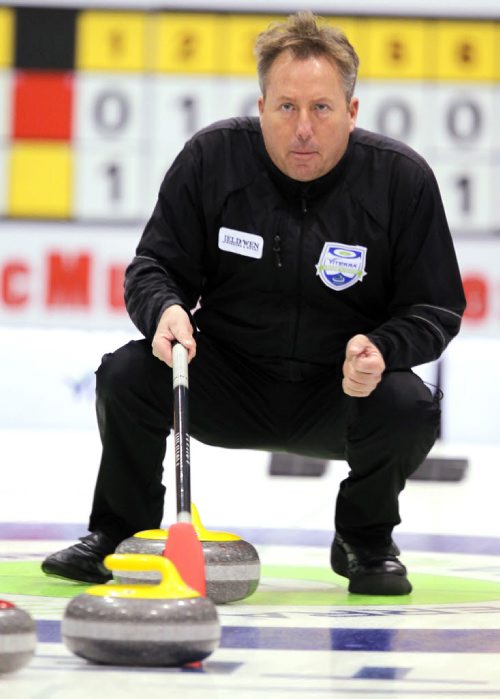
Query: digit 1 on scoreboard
xmin=104 ymin=162 xmax=122 ymax=202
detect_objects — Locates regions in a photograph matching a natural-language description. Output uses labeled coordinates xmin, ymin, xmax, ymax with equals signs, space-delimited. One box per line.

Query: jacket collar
xmin=258 ymin=131 xmax=352 ymax=203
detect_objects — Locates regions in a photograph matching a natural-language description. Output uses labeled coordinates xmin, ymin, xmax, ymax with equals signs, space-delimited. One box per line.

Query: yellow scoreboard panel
xmin=0 ymin=6 xmax=498 ymax=236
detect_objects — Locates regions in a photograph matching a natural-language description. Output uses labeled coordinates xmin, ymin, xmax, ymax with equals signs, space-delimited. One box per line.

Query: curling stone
xmin=0 ymin=600 xmax=36 ymax=674
xmin=115 ymin=504 xmax=260 ymax=604
xmin=62 ymin=553 xmax=220 ymax=667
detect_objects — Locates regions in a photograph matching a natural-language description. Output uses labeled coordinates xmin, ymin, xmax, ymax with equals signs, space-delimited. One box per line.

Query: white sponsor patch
xmin=218 ymin=227 xmax=264 ymax=259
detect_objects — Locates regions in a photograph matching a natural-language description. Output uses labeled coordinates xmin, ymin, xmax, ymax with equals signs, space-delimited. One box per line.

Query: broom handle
xmin=172 ymin=342 xmax=191 ymax=523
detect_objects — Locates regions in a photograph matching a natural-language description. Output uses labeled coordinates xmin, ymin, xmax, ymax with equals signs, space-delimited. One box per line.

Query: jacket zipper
xmin=290 ymin=194 xmax=308 ymax=355
xmin=273 ymin=235 xmax=282 ymax=268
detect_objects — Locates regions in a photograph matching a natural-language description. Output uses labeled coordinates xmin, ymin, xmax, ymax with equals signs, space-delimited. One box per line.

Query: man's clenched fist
xmin=342 ymin=334 xmax=385 ymax=397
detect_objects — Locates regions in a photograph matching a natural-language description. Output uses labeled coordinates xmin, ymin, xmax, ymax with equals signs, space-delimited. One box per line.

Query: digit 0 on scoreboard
xmin=74 ymin=73 xmax=145 ymax=142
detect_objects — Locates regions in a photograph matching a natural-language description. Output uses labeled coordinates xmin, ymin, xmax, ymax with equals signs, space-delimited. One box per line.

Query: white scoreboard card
xmin=74 ymin=141 xmax=146 ymax=221
xmin=74 ymin=72 xmax=148 ymax=144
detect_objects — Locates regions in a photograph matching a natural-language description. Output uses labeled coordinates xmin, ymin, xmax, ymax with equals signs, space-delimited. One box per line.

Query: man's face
xmin=258 ymin=51 xmax=358 ymax=182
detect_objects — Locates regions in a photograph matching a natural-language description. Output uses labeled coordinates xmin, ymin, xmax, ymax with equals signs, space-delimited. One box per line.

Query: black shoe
xmin=331 ymin=534 xmax=412 ymax=595
xmin=41 ymin=532 xmax=116 ymax=584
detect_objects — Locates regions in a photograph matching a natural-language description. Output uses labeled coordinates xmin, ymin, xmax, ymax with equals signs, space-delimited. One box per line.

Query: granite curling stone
xmin=115 ymin=504 xmax=260 ymax=604
xmin=62 ymin=553 xmax=220 ymax=667
xmin=0 ymin=600 xmax=36 ymax=674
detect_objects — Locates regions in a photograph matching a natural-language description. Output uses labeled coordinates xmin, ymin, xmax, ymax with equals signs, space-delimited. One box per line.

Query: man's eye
xmin=281 ymin=103 xmax=294 ymax=111
xmin=315 ymin=104 xmax=329 ymax=111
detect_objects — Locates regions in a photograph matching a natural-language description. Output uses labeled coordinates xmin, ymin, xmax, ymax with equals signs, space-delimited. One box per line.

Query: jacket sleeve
xmin=124 ymin=142 xmax=206 ymax=340
xmin=367 ymin=167 xmax=466 ymax=369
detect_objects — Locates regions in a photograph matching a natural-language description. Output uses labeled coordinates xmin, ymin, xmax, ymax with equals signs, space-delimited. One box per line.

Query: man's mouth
xmin=290 ymin=150 xmax=317 ymax=158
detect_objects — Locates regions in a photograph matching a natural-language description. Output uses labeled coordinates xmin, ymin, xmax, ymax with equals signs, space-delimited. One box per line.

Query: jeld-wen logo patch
xmin=316 ymin=242 xmax=367 ymax=291
xmin=218 ymin=227 xmax=264 ymax=259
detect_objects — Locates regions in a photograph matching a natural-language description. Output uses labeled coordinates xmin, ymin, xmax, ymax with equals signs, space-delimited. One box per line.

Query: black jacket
xmin=125 ymin=117 xmax=466 ymax=370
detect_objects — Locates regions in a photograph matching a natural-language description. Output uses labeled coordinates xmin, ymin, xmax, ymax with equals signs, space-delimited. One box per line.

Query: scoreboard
xmin=0 ymin=4 xmax=498 ymax=234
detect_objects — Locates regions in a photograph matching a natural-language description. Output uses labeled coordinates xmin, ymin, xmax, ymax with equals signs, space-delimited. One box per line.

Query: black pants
xmin=89 ymin=335 xmax=440 ymax=548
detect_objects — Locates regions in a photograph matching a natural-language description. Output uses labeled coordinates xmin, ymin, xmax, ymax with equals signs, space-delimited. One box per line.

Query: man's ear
xmin=348 ymin=97 xmax=359 ymax=132
xmin=258 ymin=95 xmax=264 ymax=117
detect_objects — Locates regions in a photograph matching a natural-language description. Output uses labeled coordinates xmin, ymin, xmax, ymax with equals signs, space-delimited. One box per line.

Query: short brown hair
xmin=254 ymin=11 xmax=359 ymax=103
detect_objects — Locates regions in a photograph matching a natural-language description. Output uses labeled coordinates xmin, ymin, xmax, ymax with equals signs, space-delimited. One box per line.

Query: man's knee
xmin=354 ymin=370 xmax=441 ymax=437
xmin=96 ymin=340 xmax=163 ymax=399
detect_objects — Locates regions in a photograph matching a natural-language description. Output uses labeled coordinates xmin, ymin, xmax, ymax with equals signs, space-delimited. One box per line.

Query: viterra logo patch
xmin=315 ymin=243 xmax=367 ymax=291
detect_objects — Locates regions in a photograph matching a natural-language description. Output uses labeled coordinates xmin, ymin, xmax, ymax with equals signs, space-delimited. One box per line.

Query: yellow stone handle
xmin=135 ymin=503 xmax=241 ymax=542
xmin=190 ymin=503 xmax=241 ymax=541
xmin=85 ymin=553 xmax=200 ymax=600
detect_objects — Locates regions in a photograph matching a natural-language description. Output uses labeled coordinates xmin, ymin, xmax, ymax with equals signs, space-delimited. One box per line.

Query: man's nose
xmin=296 ymin=110 xmax=313 ymax=141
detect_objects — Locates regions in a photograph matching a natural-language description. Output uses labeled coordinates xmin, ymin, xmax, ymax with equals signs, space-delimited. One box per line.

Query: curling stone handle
xmin=100 ymin=554 xmax=200 ymax=599
xmin=104 ymin=553 xmax=172 ymax=575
